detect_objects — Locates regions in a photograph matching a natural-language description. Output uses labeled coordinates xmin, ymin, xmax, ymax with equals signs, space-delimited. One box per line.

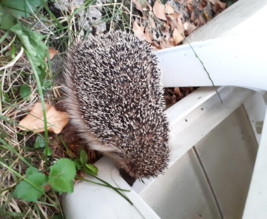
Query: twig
xmin=0 ymin=47 xmax=24 ymax=71
xmin=130 ymin=0 xmax=133 ymax=30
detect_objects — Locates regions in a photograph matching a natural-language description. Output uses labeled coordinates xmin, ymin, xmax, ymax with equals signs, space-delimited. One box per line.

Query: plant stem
xmin=89 ymin=174 xmax=133 ymax=205
xmin=76 ymin=177 xmax=130 ymax=192
xmin=0 ymin=138 xmax=31 ymax=167
xmin=25 ymin=51 xmax=50 ymax=158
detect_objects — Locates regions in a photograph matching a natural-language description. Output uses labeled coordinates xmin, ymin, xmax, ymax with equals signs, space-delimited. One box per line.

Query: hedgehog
xmin=63 ymin=31 xmax=169 ymax=179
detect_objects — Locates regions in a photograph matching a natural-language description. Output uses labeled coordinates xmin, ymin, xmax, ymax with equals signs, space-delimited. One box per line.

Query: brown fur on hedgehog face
xmin=64 ymin=31 xmax=169 ymax=179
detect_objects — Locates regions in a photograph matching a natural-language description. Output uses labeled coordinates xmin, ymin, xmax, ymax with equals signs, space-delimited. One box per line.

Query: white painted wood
xmin=243 ymin=110 xmax=267 ymax=219
xmin=156 ymin=32 xmax=267 ymax=90
xmin=243 ymin=93 xmax=266 ymax=144
xmin=140 ymin=106 xmax=258 ymax=219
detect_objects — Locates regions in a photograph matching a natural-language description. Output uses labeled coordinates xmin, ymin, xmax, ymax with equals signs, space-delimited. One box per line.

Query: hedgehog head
xmin=64 ymin=31 xmax=169 ymax=178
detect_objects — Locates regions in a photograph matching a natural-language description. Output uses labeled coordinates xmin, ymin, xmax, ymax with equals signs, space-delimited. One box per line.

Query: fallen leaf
xmin=212 ymin=2 xmax=226 ymax=14
xmin=168 ymin=12 xmax=185 ymax=36
xmin=198 ymin=14 xmax=207 ymax=26
xmin=183 ymin=22 xmax=197 ymax=35
xmin=133 ymin=20 xmax=153 ymax=43
xmin=160 ymin=37 xmax=176 ymax=49
xmin=190 ymin=10 xmax=196 ymax=22
xmin=148 ymin=17 xmax=156 ymax=29
xmin=197 ymin=1 xmax=207 ymax=10
xmin=151 ymin=41 xmax=161 ymax=50
xmin=153 ymin=0 xmax=167 ymax=21
xmin=165 ymin=4 xmax=174 ymax=15
xmin=174 ymin=87 xmax=182 ymax=97
xmin=209 ymin=0 xmax=226 ymax=8
xmin=187 ymin=3 xmax=194 ymax=13
xmin=132 ymin=0 xmax=145 ymax=12
xmin=19 ymin=102 xmax=69 ymax=134
xmin=48 ymin=48 xmax=59 ymax=60
xmin=173 ymin=28 xmax=184 ymax=45
xmin=133 ymin=20 xmax=146 ymax=40
xmin=144 ymin=28 xmax=153 ymax=42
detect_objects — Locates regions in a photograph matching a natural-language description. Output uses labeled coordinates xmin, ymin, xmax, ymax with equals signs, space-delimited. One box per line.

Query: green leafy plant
xmin=0 ymin=0 xmax=46 ymax=30
xmin=34 ymin=136 xmax=46 ymax=148
xmin=13 ymin=167 xmax=47 ymax=202
xmin=19 ymin=84 xmax=31 ymax=99
xmin=75 ymin=150 xmax=133 ymax=205
xmin=0 ymin=0 xmax=51 ymax=156
xmin=48 ymin=158 xmax=76 ymax=193
xmin=13 ymin=158 xmax=76 ymax=202
xmin=12 ymin=151 xmax=132 ymax=205
xmin=1 ymin=1 xmax=133 ymax=216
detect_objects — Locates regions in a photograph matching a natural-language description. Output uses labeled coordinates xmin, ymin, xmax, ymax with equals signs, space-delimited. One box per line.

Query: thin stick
xmin=0 ymin=47 xmax=24 ymax=71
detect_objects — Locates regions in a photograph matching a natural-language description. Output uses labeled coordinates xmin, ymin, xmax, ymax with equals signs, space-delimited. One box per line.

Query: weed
xmin=0 ymin=0 xmax=132 ymax=218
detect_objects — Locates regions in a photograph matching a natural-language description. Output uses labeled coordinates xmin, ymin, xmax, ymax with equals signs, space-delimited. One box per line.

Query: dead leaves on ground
xmin=153 ymin=0 xmax=167 ymax=21
xmin=132 ymin=0 xmax=226 ymax=49
xmin=19 ymin=102 xmax=69 ymax=134
xmin=164 ymin=87 xmax=197 ymax=108
xmin=45 ymin=48 xmax=59 ymax=61
xmin=48 ymin=48 xmax=59 ymax=60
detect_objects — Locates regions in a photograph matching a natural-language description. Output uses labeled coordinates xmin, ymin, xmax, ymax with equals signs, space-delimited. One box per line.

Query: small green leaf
xmin=13 ymin=167 xmax=47 ymax=202
xmin=19 ymin=84 xmax=31 ymax=99
xmin=10 ymin=23 xmax=48 ymax=84
xmin=0 ymin=5 xmax=16 ymax=30
xmin=42 ymin=80 xmax=53 ymax=91
xmin=79 ymin=149 xmax=88 ymax=166
xmin=1 ymin=0 xmax=43 ymax=18
xmin=34 ymin=136 xmax=45 ymax=148
xmin=2 ymin=93 xmax=9 ymax=102
xmin=83 ymin=164 xmax=98 ymax=176
xmin=25 ymin=166 xmax=39 ymax=176
xmin=43 ymin=146 xmax=52 ymax=156
xmin=52 ymin=214 xmax=64 ymax=219
xmin=48 ymin=158 xmax=76 ymax=193
xmin=74 ymin=159 xmax=82 ymax=171
xmin=0 ymin=133 xmax=8 ymax=138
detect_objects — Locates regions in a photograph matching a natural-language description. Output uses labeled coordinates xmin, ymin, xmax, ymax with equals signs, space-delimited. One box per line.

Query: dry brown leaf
xmin=174 ymin=87 xmax=182 ymax=96
xmin=184 ymin=22 xmax=197 ymax=35
xmin=198 ymin=14 xmax=206 ymax=26
xmin=132 ymin=0 xmax=145 ymax=12
xmin=19 ymin=102 xmax=69 ymax=134
xmin=187 ymin=3 xmax=194 ymax=13
xmin=173 ymin=28 xmax=184 ymax=45
xmin=168 ymin=12 xmax=185 ymax=36
xmin=148 ymin=17 xmax=156 ymax=29
xmin=133 ymin=20 xmax=146 ymax=40
xmin=48 ymin=48 xmax=59 ymax=60
xmin=160 ymin=39 xmax=174 ymax=49
xmin=144 ymin=28 xmax=153 ymax=43
xmin=165 ymin=4 xmax=174 ymax=15
xmin=153 ymin=0 xmax=167 ymax=21
xmin=212 ymin=3 xmax=226 ymax=14
xmin=209 ymin=0 xmax=226 ymax=8
xmin=217 ymin=1 xmax=226 ymax=9
xmin=151 ymin=41 xmax=161 ymax=50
